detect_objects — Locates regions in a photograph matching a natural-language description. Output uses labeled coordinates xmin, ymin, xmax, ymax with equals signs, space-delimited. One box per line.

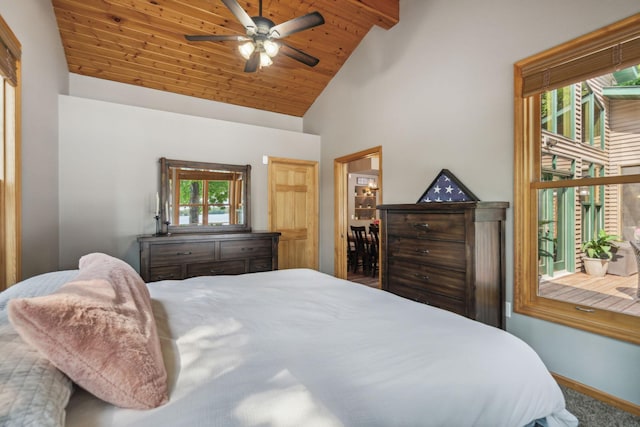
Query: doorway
xmin=334 ymin=147 xmax=382 ymax=287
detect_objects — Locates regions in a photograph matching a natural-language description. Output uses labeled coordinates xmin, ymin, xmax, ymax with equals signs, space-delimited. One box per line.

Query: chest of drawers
xmin=138 ymin=232 xmax=280 ymax=282
xmin=377 ymin=202 xmax=508 ymax=328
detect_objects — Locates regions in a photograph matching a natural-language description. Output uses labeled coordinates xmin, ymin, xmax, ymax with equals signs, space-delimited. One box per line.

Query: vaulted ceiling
xmin=51 ymin=0 xmax=399 ymax=117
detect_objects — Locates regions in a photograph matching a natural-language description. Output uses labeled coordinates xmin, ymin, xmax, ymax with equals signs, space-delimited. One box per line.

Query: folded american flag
xmin=417 ymin=169 xmax=478 ymax=203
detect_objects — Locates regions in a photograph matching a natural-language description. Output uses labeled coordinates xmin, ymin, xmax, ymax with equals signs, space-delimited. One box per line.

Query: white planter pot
xmin=583 ymin=257 xmax=609 ymax=277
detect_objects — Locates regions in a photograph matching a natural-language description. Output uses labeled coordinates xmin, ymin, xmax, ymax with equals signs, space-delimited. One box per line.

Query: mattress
xmin=57 ymin=268 xmax=577 ymax=427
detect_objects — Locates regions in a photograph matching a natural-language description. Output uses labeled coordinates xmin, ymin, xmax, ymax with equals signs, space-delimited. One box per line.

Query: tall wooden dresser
xmin=138 ymin=232 xmax=280 ymax=282
xmin=377 ymin=202 xmax=508 ymax=328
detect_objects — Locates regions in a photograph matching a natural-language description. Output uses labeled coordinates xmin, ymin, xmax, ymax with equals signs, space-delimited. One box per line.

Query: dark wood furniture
xmin=368 ymin=224 xmax=380 ymax=278
xmin=350 ymin=225 xmax=369 ymax=274
xmin=138 ymin=232 xmax=280 ymax=282
xmin=377 ymin=202 xmax=508 ymax=328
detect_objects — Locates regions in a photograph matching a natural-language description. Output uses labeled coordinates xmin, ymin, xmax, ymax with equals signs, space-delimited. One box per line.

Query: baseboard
xmin=552 ymin=372 xmax=640 ymax=417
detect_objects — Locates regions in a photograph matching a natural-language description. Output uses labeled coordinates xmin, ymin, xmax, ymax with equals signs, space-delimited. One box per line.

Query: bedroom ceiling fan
xmin=185 ymin=0 xmax=325 ymax=73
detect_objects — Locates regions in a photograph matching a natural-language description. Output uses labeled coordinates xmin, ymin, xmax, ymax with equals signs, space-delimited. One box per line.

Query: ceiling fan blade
xmin=185 ymin=34 xmax=249 ymax=42
xmin=222 ymin=0 xmax=256 ymax=30
xmin=269 ymin=12 xmax=324 ymax=39
xmin=280 ymin=43 xmax=320 ymax=67
xmin=244 ymin=51 xmax=260 ymax=73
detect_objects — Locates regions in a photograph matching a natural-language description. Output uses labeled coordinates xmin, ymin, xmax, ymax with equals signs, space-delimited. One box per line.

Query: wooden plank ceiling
xmin=51 ymin=0 xmax=399 ymax=117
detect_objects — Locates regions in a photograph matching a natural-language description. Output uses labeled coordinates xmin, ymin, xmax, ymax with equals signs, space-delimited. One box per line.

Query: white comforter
xmin=65 ymin=269 xmax=577 ymax=427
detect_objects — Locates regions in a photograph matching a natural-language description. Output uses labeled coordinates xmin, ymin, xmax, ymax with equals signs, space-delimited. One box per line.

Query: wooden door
xmin=268 ymin=157 xmax=318 ymax=270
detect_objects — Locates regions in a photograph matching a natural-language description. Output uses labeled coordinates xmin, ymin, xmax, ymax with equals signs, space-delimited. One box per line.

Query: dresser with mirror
xmin=138 ymin=158 xmax=280 ymax=282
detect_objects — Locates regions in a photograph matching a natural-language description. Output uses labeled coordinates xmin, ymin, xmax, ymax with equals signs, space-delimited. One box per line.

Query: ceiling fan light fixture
xmin=186 ymin=0 xmax=324 ymax=72
xmin=260 ymin=51 xmax=273 ymax=67
xmin=238 ymin=41 xmax=255 ymax=60
xmin=263 ymin=39 xmax=279 ymax=57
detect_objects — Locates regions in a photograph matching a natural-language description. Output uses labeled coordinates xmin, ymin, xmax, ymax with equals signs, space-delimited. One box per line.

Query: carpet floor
xmin=561 ymin=385 xmax=640 ymax=426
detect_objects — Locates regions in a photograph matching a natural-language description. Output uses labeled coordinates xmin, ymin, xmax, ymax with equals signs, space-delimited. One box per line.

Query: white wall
xmin=305 ymin=0 xmax=640 ymax=406
xmin=58 ymin=95 xmax=320 ymax=271
xmin=69 ymin=74 xmax=303 ymax=133
xmin=0 ymin=1 xmax=69 ymax=279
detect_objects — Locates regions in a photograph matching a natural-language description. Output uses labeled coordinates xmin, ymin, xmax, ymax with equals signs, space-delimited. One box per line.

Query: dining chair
xmin=350 ymin=226 xmax=369 ymax=274
xmin=347 ymin=231 xmax=357 ymax=273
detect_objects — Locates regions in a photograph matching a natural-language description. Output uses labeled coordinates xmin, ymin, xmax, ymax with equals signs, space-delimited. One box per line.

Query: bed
xmin=0 ymin=254 xmax=578 ymax=427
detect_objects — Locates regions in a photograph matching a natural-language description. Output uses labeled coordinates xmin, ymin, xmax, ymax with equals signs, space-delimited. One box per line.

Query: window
xmin=514 ymin=13 xmax=640 ymax=345
xmin=581 ymin=83 xmax=605 ymax=148
xmin=0 ymin=15 xmax=21 ymax=291
xmin=541 ymin=86 xmax=574 ymax=139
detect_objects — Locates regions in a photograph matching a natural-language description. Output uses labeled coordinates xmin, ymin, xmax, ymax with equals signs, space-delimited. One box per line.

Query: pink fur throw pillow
xmin=7 ymin=253 xmax=168 ymax=409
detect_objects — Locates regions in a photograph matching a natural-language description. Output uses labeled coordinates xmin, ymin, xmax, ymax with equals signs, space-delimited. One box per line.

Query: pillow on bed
xmin=7 ymin=253 xmax=168 ymax=410
xmin=0 ymin=311 xmax=73 ymax=427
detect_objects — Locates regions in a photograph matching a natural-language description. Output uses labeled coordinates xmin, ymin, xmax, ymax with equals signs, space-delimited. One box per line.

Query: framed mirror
xmin=160 ymin=158 xmax=251 ymax=234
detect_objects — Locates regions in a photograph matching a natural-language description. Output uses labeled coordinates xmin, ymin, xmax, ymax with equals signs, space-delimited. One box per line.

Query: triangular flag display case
xmin=417 ymin=169 xmax=479 ymax=203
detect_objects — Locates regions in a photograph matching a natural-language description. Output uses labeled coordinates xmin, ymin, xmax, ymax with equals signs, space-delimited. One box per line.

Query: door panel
xmin=268 ymin=158 xmax=318 ymax=270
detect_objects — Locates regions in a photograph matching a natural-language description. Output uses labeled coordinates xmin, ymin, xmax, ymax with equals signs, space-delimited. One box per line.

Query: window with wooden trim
xmin=0 ymin=15 xmax=20 ymax=291
xmin=514 ymin=13 xmax=640 ymax=345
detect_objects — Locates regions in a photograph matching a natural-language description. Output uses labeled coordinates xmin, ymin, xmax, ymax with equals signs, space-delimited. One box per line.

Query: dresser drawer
xmin=387 ymin=237 xmax=466 ymax=270
xmin=149 ymin=265 xmax=182 ymax=282
xmin=139 ymin=232 xmax=280 ymax=282
xmin=387 ymin=259 xmax=466 ymax=299
xmin=149 ymin=242 xmax=214 ymax=266
xmin=386 ymin=282 xmax=466 ymax=317
xmin=219 ymin=239 xmax=273 ymax=260
xmin=386 ymin=213 xmax=465 ymax=240
xmin=185 ymin=260 xmax=246 ymax=278
xmin=249 ymin=257 xmax=273 ymax=272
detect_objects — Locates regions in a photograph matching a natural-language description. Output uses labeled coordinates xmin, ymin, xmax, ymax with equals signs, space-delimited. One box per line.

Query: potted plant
xmin=582 ymin=229 xmax=619 ymax=277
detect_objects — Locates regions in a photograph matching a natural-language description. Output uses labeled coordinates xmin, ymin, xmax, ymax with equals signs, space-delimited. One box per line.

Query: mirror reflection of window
xmin=169 ymin=168 xmax=244 ymax=227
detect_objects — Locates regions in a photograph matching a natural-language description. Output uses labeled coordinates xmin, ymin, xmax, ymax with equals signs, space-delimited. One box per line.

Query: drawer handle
xmin=413 ymin=223 xmax=429 ymax=230
xmin=209 ymin=269 xmax=225 ymax=274
xmin=176 ymin=251 xmax=192 ymax=256
xmin=242 ymin=247 xmax=255 ymax=251
xmin=415 ymin=249 xmax=430 ymax=254
xmin=414 ymin=273 xmax=430 ymax=281
xmin=575 ymin=306 xmax=595 ymax=313
xmin=155 ymin=274 xmax=175 ymax=280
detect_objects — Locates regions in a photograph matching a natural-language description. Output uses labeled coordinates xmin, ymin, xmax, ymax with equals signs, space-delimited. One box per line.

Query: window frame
xmin=541 ymin=86 xmax=575 ymax=139
xmin=513 ymin=13 xmax=640 ymax=345
xmin=581 ymin=83 xmax=605 ymax=148
xmin=0 ymin=15 xmax=21 ymax=291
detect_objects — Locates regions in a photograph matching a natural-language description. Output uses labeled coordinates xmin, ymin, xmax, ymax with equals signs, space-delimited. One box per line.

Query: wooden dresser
xmin=138 ymin=232 xmax=280 ymax=282
xmin=377 ymin=202 xmax=508 ymax=328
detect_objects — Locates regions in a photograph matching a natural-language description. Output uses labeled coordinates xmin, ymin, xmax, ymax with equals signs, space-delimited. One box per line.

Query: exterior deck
xmin=539 ymin=272 xmax=640 ymax=316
